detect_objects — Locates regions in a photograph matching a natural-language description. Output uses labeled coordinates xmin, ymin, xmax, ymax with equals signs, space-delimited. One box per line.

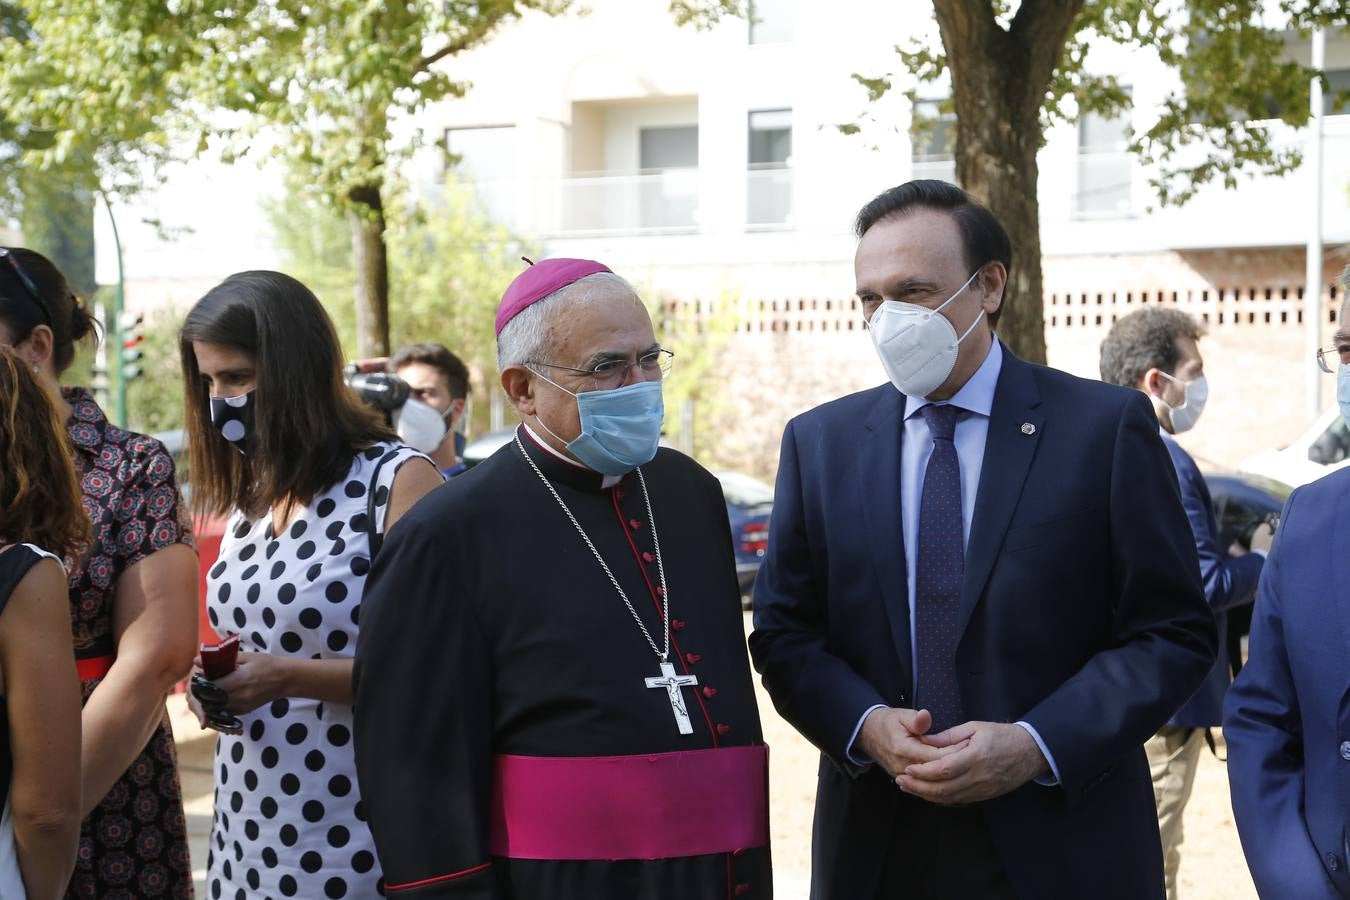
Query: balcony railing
xmin=911 ymin=156 xmax=957 ymax=185
xmin=558 ymin=168 xmax=700 ymax=236
xmin=746 ymin=164 xmax=793 ymax=228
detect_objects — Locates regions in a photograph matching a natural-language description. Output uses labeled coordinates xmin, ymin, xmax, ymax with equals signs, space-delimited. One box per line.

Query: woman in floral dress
xmin=0 ymin=247 xmax=199 ymax=899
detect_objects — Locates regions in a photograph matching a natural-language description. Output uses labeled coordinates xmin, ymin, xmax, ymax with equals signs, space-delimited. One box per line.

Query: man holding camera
xmin=1100 ymin=307 xmax=1269 ymax=899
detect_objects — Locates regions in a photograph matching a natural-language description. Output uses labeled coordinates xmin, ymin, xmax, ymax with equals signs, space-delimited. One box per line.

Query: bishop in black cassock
xmin=353 ymin=258 xmax=771 ymax=900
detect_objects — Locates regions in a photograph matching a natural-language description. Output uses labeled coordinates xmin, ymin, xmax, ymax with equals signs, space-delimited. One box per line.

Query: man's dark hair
xmin=1099 ymin=307 xmax=1205 ymax=388
xmin=388 ymin=342 xmax=470 ymax=400
xmin=854 ymin=180 xmax=1013 ymax=326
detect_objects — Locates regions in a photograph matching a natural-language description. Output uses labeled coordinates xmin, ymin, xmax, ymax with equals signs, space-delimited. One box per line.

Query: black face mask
xmin=209 ymin=391 xmax=256 ymax=454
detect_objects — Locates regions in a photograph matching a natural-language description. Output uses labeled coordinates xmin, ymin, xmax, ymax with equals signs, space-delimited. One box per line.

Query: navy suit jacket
xmin=1161 ymin=432 xmax=1262 ymax=728
xmin=750 ymin=350 xmax=1216 ymax=900
xmin=1225 ymin=469 xmax=1350 ymax=898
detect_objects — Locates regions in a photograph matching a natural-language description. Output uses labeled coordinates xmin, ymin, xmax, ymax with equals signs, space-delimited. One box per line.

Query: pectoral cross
xmin=645 ymin=661 xmax=699 ymax=735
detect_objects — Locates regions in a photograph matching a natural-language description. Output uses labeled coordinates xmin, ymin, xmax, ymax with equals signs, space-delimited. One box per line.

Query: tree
xmin=265 ymin=173 xmax=536 ymax=434
xmin=0 ymin=0 xmax=741 ymax=358
xmin=856 ymin=1 xmax=1349 ymax=363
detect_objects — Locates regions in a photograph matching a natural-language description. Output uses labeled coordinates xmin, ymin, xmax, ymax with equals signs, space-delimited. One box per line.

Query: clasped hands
xmin=856 ymin=707 xmax=1049 ymax=805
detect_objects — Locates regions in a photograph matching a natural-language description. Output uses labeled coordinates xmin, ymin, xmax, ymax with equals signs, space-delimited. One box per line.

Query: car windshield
xmin=714 ymin=471 xmax=775 ymax=506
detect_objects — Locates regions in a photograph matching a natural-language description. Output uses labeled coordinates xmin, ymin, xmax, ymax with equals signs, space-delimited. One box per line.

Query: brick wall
xmin=682 ymin=245 xmax=1349 ymax=483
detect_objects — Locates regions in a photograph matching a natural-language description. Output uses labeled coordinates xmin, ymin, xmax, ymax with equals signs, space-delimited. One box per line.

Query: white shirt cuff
xmin=846 ymin=705 xmax=888 ymax=766
xmin=1250 ymin=548 xmax=1268 ymax=558
xmin=1015 ymin=720 xmax=1061 ymax=786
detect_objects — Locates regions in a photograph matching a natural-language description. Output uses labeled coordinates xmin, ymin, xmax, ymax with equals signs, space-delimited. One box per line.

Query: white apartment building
xmin=86 ymin=0 xmax=1350 ymax=474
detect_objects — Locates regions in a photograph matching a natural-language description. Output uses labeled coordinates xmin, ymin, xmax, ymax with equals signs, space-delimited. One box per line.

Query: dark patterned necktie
xmin=914 ymin=404 xmax=965 ymax=733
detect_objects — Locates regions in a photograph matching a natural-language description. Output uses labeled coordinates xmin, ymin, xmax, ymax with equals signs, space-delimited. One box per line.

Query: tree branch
xmin=1009 ymin=0 xmax=1086 ymax=105
xmin=415 ymin=37 xmax=472 ymax=73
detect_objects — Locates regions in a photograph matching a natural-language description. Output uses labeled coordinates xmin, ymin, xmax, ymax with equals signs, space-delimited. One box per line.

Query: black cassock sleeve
xmin=354 ymin=512 xmax=499 ymax=898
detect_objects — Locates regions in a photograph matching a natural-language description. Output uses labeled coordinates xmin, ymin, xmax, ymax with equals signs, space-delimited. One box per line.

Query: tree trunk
xmin=347 ymin=183 xmax=390 ymax=358
xmin=958 ymin=129 xmax=1048 ymax=366
xmin=932 ymin=0 xmax=1085 ymax=366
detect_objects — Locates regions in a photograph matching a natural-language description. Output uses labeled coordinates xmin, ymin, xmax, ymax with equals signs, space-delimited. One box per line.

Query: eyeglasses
xmin=530 ymin=348 xmax=675 ymax=391
xmin=0 ymin=248 xmax=53 ymax=327
xmin=1316 ymin=345 xmax=1347 ymax=374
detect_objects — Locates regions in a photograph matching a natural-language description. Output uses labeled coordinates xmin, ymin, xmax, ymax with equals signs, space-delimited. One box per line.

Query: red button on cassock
xmin=717 ymin=723 xmax=731 ymax=735
xmin=671 ymin=619 xmax=686 ymax=631
xmin=642 ymin=551 xmax=655 ymax=563
xmin=685 ymin=652 xmax=701 ymax=665
xmin=702 ymin=686 xmax=718 ymax=698
xmin=629 ymin=518 xmax=642 ymax=529
xmin=734 ymin=883 xmax=750 ymax=895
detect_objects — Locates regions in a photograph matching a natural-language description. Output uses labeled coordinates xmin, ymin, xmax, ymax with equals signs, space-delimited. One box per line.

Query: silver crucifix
xmin=645 ymin=661 xmax=699 ymax=735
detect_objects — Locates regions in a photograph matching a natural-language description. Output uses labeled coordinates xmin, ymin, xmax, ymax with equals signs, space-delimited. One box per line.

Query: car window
xmin=715 ymin=472 xmax=775 ymax=506
xmin=1308 ymin=416 xmax=1350 ymax=465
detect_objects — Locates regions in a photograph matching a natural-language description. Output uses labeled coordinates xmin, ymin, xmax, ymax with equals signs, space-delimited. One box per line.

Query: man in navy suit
xmin=1225 ymin=292 xmax=1350 ymax=899
xmin=1100 ymin=307 xmax=1269 ymax=899
xmin=750 ymin=181 xmax=1216 ymax=900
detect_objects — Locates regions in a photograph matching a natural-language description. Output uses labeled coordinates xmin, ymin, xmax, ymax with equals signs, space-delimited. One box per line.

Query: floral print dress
xmin=63 ymin=388 xmax=195 ymax=900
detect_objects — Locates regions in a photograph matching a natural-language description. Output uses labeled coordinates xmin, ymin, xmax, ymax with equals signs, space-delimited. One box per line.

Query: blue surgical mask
xmin=1338 ymin=364 xmax=1350 ymax=424
xmin=532 ymin=373 xmax=665 ymax=475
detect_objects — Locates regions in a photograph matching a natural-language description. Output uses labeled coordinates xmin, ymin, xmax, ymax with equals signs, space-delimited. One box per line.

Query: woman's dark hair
xmin=854 ymin=180 xmax=1013 ymax=326
xmin=0 ymin=247 xmax=100 ymax=372
xmin=0 ymin=346 xmax=90 ymax=560
xmin=180 ymin=271 xmax=394 ymax=519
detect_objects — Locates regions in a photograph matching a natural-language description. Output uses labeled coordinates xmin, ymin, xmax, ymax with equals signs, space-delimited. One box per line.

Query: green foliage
xmin=265 ymin=175 xmax=536 ymax=435
xmin=17 ymin=161 xmax=96 ymax=295
xmin=889 ymin=2 xmax=1350 ymax=207
xmin=645 ymin=293 xmax=742 ymax=466
xmin=125 ymin=303 xmax=189 ymax=436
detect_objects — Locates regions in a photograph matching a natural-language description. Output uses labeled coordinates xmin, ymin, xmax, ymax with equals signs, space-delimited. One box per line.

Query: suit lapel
xmin=861 ymin=387 xmax=913 ymax=690
xmin=958 ymin=352 xmax=1044 ymax=638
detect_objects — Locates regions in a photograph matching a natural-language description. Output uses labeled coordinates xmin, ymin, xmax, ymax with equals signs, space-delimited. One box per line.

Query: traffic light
xmin=119 ymin=311 xmax=144 ymax=382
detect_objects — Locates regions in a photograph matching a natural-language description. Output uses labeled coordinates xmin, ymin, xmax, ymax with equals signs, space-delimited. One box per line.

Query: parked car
xmin=1203 ymin=467 xmax=1290 ymax=673
xmin=1240 ymin=406 xmax=1350 ymax=488
xmin=464 ymin=430 xmax=775 ymax=605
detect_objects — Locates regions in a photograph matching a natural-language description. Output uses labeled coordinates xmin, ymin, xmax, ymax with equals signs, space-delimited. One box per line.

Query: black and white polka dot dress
xmin=205 ymin=443 xmax=427 ymax=899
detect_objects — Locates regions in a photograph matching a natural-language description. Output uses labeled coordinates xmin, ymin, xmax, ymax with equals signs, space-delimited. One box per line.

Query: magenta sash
xmin=488 ymin=745 xmax=769 ymax=861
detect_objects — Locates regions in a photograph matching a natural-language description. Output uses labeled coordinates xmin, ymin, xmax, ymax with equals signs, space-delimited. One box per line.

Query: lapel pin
xmin=1021 ymin=422 xmax=1036 ymax=435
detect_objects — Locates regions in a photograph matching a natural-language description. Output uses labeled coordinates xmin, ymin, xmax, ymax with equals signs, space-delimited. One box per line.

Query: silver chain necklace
xmin=514 ymin=435 xmax=671 ymax=662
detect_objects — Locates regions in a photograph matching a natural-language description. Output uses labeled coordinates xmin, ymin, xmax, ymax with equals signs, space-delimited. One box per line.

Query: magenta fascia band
xmin=488 ymin=745 xmax=769 ymax=860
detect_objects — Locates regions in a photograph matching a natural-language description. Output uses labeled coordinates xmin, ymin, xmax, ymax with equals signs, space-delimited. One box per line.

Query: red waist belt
xmin=76 ymin=655 xmax=115 ymax=681
xmin=489 ymin=744 xmax=769 ymax=861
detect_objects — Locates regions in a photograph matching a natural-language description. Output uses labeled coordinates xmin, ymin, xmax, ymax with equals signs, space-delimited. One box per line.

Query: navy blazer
xmin=1161 ymin=432 xmax=1262 ymax=728
xmin=750 ymin=350 xmax=1216 ymax=900
xmin=1225 ymin=469 xmax=1350 ymax=898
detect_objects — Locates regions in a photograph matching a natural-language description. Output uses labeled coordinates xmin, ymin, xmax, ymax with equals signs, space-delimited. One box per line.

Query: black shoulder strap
xmin=365 ymin=449 xmax=400 ymax=559
xmin=0 ymin=545 xmax=44 ymax=620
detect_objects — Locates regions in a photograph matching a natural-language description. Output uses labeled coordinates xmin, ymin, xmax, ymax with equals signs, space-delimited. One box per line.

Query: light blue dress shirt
xmin=848 ymin=339 xmax=1061 ymax=784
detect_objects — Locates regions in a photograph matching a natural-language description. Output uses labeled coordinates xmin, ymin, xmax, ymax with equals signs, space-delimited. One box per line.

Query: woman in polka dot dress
xmin=177 ymin=272 xmax=442 ymax=899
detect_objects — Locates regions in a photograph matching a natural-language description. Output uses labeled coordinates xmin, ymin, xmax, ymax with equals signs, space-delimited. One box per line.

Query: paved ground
xmin=172 ymin=611 xmax=1259 ymax=899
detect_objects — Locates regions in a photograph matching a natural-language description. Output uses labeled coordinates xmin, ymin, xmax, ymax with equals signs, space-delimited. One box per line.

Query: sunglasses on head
xmin=0 ymin=248 xmax=53 ymax=327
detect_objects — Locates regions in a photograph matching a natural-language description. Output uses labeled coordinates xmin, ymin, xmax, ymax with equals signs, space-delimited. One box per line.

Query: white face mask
xmin=866 ymin=268 xmax=985 ymax=398
xmin=1158 ymin=371 xmax=1208 ymax=434
xmin=394 ymin=397 xmax=448 ymax=454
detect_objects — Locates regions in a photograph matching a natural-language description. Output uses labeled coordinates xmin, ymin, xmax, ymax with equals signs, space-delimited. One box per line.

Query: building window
xmin=637 ymin=125 xmax=699 ymax=231
xmin=910 ymin=98 xmax=957 ymax=185
xmin=445 ymin=125 xmax=518 ymax=226
xmin=747 ymin=109 xmax=792 ymax=227
xmin=748 ymin=0 xmax=791 ymax=45
xmin=1075 ymin=96 xmax=1133 ymax=217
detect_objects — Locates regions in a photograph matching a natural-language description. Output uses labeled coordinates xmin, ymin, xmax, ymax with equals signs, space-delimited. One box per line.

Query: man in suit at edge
xmin=749 ymin=180 xmax=1217 ymax=900
xmin=1224 ymin=275 xmax=1350 ymax=899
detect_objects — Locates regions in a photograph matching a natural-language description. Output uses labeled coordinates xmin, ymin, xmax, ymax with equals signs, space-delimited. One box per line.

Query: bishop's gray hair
xmin=496 ymin=271 xmax=640 ymax=371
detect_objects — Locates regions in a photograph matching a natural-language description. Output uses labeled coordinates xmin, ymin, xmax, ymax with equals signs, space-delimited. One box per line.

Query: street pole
xmin=100 ymin=191 xmax=127 ymax=427
xmin=1306 ymin=28 xmax=1326 ymax=425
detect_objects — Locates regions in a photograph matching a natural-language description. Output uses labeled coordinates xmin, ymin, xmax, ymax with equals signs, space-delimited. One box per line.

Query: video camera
xmin=343 ymin=361 xmax=445 ymax=454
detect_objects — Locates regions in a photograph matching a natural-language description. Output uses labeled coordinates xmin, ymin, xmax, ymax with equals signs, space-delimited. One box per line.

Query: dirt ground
xmin=171 ymin=614 xmax=1259 ymax=900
